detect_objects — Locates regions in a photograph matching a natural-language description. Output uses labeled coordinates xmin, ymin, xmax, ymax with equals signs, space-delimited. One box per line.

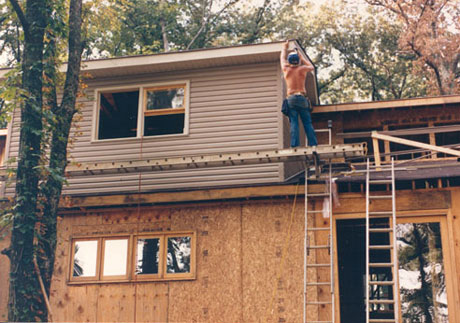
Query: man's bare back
xmin=280 ymin=41 xmax=314 ymax=96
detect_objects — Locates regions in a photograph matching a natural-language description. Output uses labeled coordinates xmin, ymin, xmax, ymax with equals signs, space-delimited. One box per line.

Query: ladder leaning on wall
xmin=304 ymin=164 xmax=335 ymax=323
xmin=365 ymin=158 xmax=399 ymax=323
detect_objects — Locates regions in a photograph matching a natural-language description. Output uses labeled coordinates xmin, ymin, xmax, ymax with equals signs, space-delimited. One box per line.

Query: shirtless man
xmin=280 ymin=40 xmax=318 ymax=148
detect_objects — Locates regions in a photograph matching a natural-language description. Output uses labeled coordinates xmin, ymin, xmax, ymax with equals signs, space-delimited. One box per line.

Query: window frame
xmin=92 ymin=80 xmax=190 ymax=142
xmin=100 ymin=236 xmax=131 ymax=281
xmin=70 ymin=238 xmax=101 ymax=282
xmin=69 ymin=231 xmax=196 ymax=284
xmin=132 ymin=234 xmax=164 ymax=281
xmin=143 ymin=83 xmax=187 ymax=117
xmin=163 ymin=233 xmax=196 ymax=281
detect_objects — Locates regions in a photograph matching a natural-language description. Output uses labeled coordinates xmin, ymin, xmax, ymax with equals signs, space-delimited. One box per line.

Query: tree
xmin=272 ymin=2 xmax=427 ymax=103
xmin=83 ymin=0 xmax=241 ymax=58
xmin=365 ymin=0 xmax=460 ymax=95
xmin=1 ymin=0 xmax=84 ymax=321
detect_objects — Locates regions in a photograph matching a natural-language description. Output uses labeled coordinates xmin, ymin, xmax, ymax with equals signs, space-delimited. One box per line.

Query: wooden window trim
xmin=396 ymin=215 xmax=457 ymax=323
xmin=144 ymin=107 xmax=185 ymax=117
xmin=143 ymin=84 xmax=186 ymax=113
xmin=69 ymin=238 xmax=101 ymax=282
xmin=68 ymin=231 xmax=196 ymax=284
xmin=132 ymin=234 xmax=163 ymax=281
xmin=100 ymin=237 xmax=131 ymax=281
xmin=163 ymin=232 xmax=196 ymax=280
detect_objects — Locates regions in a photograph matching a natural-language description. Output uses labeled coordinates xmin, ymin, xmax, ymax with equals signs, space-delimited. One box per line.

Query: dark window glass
xmin=167 ymin=236 xmax=191 ymax=273
xmin=136 ymin=238 xmax=160 ymax=275
xmin=98 ymin=90 xmax=139 ymax=139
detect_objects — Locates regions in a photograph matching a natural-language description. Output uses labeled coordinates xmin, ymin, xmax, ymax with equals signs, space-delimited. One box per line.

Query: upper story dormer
xmin=2 ymin=40 xmax=322 ymax=197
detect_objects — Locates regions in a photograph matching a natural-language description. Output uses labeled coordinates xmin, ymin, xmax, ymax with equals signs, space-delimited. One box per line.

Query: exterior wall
xmin=5 ymin=62 xmax=289 ymax=196
xmin=1 ymin=187 xmax=455 ymax=322
xmin=48 ymin=199 xmax=306 ymax=322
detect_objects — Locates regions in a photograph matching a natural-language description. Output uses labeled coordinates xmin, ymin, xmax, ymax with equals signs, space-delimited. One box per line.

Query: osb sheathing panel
xmin=242 ymin=200 xmax=305 ymax=323
xmin=168 ymin=204 xmax=243 ymax=322
xmin=49 ymin=199 xmax=309 ymax=322
xmin=44 ymin=188 xmax=458 ymax=322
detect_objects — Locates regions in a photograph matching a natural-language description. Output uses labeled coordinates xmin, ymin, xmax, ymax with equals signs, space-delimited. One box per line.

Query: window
xmin=336 ymin=216 xmax=455 ymax=322
xmin=70 ymin=232 xmax=195 ymax=283
xmin=94 ymin=82 xmax=189 ymax=140
xmin=0 ymin=128 xmax=7 ymax=166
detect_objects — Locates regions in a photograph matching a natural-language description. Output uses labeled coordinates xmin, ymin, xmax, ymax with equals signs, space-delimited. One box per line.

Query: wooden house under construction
xmin=1 ymin=40 xmax=460 ymax=322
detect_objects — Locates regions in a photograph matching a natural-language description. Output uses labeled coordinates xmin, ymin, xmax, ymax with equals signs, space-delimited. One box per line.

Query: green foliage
xmin=0 ymin=66 xmax=24 ymax=127
xmin=0 ymin=0 xmax=22 ymax=65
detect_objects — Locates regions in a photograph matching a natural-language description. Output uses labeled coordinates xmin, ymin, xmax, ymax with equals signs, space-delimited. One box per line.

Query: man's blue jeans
xmin=287 ymin=95 xmax=318 ymax=147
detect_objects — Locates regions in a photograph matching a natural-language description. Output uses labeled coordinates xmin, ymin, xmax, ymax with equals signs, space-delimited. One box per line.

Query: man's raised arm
xmin=280 ymin=40 xmax=289 ymax=70
xmin=296 ymin=48 xmax=315 ymax=72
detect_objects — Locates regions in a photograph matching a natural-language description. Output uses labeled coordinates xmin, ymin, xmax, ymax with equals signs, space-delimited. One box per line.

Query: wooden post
xmin=372 ymin=138 xmax=381 ymax=169
xmin=428 ymin=121 xmax=437 ymax=159
xmin=383 ymin=125 xmax=391 ymax=163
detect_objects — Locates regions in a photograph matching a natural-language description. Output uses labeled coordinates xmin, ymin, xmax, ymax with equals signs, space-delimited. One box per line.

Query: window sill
xmin=90 ymin=132 xmax=190 ymax=144
xmin=67 ymin=276 xmax=196 ymax=285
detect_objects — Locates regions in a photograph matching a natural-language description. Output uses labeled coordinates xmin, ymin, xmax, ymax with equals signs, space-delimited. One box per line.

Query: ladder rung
xmin=369 ymin=245 xmax=393 ymax=250
xmin=369 ymin=179 xmax=392 ymax=184
xmin=369 ymin=281 xmax=394 ymax=285
xmin=369 ymin=228 xmax=392 ymax=233
xmin=308 ymin=245 xmax=329 ymax=249
xmin=369 ymin=195 xmax=392 ymax=199
xmin=307 ymin=210 xmax=324 ymax=214
xmin=307 ymin=227 xmax=329 ymax=231
xmin=306 ymin=301 xmax=332 ymax=305
xmin=306 ymin=263 xmax=331 ymax=267
xmin=369 ymin=262 xmax=393 ymax=267
xmin=369 ymin=299 xmax=395 ymax=304
xmin=369 ymin=319 xmax=396 ymax=323
xmin=307 ymin=193 xmax=329 ymax=198
xmin=306 ymin=282 xmax=331 ymax=286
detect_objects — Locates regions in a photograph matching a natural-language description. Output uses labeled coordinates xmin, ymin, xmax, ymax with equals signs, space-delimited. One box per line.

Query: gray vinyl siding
xmin=4 ymin=62 xmax=289 ymax=196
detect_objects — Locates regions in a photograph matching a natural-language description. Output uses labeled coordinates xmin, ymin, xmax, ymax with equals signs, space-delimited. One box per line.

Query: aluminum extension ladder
xmin=304 ymin=164 xmax=335 ymax=323
xmin=365 ymin=158 xmax=399 ymax=323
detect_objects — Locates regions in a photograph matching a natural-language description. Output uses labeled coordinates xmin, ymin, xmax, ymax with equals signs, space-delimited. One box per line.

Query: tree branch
xmin=8 ymin=0 xmax=29 ymax=35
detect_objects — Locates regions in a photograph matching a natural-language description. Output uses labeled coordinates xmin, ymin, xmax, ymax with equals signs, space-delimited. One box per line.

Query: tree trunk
xmin=7 ymin=0 xmax=49 ymax=321
xmin=6 ymin=0 xmax=83 ymax=321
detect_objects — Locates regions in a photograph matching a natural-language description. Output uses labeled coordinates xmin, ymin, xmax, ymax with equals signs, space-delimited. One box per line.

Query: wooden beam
xmin=371 ymin=131 xmax=460 ymax=158
xmin=59 ymin=184 xmax=329 ymax=209
xmin=315 ymin=95 xmax=460 ymax=113
xmin=338 ymin=124 xmax=460 ymax=139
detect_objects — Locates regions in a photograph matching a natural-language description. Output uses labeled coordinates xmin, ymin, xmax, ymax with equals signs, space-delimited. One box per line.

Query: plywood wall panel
xmin=168 ymin=204 xmax=243 ymax=322
xmin=241 ymin=199 xmax=304 ymax=323
xmin=135 ymin=283 xmax=168 ymax=322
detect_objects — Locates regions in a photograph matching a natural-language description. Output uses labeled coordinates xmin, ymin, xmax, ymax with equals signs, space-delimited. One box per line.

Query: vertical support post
xmin=428 ymin=121 xmax=437 ymax=159
xmin=373 ymin=138 xmax=381 ymax=169
xmin=383 ymin=125 xmax=391 ymax=162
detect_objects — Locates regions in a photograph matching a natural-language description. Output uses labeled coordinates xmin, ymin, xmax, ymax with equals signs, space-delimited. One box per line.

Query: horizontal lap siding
xmin=58 ymin=62 xmax=282 ymax=195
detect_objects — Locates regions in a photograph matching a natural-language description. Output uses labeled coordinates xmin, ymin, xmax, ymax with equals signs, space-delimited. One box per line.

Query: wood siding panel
xmin=4 ymin=63 xmax=286 ymax=196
